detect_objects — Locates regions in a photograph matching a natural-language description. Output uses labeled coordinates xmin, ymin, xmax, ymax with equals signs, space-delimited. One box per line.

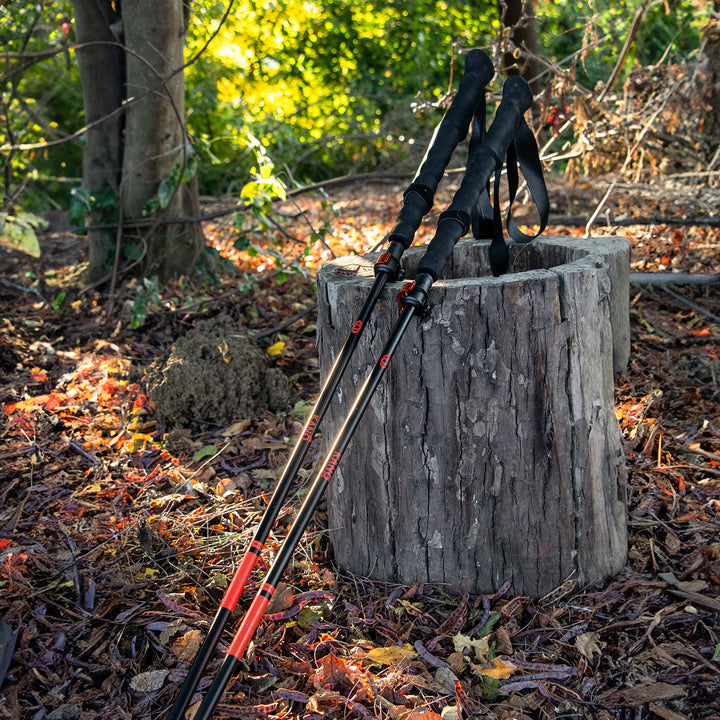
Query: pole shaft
xmin=193 ymin=306 xmax=418 ymax=719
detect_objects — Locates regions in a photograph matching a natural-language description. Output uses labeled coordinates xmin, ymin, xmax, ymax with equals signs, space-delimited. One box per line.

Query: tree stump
xmin=316 ymin=236 xmax=630 ymax=598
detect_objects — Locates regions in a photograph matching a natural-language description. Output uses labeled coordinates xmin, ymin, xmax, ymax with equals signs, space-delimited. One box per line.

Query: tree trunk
xmin=316 ymin=236 xmax=629 ymax=598
xmin=72 ymin=0 xmax=204 ymax=282
xmin=701 ymin=14 xmax=720 ymax=148
xmin=72 ymin=0 xmax=124 ymax=281
xmin=121 ymin=0 xmax=204 ymax=279
xmin=497 ymin=0 xmax=540 ymax=95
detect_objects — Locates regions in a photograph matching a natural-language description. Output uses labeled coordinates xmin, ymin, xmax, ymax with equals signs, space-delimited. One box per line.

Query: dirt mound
xmin=146 ymin=314 xmax=294 ymax=428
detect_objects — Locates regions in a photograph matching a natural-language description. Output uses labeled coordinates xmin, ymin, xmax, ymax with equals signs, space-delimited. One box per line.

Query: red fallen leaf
xmin=132 ymin=394 xmax=150 ymax=412
xmin=0 ymin=540 xmax=12 ymax=551
xmin=313 ymin=653 xmax=350 ymax=690
xmin=43 ymin=394 xmax=63 ymax=411
xmin=97 ymin=379 xmax=116 ymax=402
xmin=30 ymin=367 xmax=48 ymax=382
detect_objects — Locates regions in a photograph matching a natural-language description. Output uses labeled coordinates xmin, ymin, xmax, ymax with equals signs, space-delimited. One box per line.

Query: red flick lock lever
xmin=397 ymin=281 xmax=416 ymax=310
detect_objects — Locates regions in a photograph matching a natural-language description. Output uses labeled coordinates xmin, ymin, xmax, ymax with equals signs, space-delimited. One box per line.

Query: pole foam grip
xmin=413 ymin=49 xmax=494 ymax=194
xmin=389 ymin=50 xmax=493 ymax=249
xmin=417 ymin=75 xmax=533 ymax=279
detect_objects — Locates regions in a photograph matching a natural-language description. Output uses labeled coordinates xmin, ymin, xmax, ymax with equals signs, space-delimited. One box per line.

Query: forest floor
xmin=1 ymin=174 xmax=719 ymax=720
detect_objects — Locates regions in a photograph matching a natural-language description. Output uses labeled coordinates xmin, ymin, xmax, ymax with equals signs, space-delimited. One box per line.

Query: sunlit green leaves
xmin=185 ymin=0 xmax=497 ymax=187
xmin=0 ymin=210 xmax=46 ymax=257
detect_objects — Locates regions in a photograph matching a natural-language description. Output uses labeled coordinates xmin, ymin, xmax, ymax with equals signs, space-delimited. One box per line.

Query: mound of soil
xmin=146 ymin=314 xmax=294 ymax=428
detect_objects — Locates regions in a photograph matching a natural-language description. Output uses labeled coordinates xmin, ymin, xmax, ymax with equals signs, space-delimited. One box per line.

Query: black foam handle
xmin=417 ymin=75 xmax=533 ymax=279
xmin=388 ymin=49 xmax=494 ymax=249
xmin=413 ymin=49 xmax=494 ymax=194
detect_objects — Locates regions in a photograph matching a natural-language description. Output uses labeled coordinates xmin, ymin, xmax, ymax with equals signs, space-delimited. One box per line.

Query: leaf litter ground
xmin=1 ymin=176 xmax=719 ymax=720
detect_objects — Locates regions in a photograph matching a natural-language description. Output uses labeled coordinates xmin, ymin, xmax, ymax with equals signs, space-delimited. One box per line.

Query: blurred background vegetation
xmin=0 ymin=0 xmax=713 ymax=217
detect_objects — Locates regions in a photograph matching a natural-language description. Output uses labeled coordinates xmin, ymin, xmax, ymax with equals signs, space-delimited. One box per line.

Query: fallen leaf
xmin=575 ymin=631 xmax=605 ymax=661
xmin=406 ymin=710 xmax=444 ymax=720
xmin=172 ymin=628 xmax=203 ymax=661
xmin=192 ymin=444 xmax=218 ymax=462
xmin=30 ymin=367 xmax=48 ymax=382
xmin=601 ymin=682 xmax=686 ymax=706
xmin=452 ymin=632 xmax=489 ymax=662
xmin=312 ymin=653 xmax=351 ymax=689
xmin=221 ymin=418 xmax=252 ymax=436
xmin=476 ymin=657 xmax=518 ymax=680
xmin=659 ymin=572 xmax=708 ymax=593
xmin=366 ymin=644 xmax=417 ymax=666
xmin=267 ymin=341 xmax=285 ymax=356
xmin=130 ymin=669 xmax=169 ymax=693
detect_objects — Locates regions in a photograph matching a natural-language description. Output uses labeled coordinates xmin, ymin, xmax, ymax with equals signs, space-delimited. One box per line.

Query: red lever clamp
xmin=397 ymin=281 xmax=416 ymax=310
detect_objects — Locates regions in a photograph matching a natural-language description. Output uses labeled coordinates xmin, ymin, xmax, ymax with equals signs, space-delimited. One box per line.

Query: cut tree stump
xmin=316 ymin=236 xmax=630 ymax=598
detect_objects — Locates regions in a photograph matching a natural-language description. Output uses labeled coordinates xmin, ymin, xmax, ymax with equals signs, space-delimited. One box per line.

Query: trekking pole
xmin=166 ymin=48 xmax=493 ymax=720
xmin=191 ymin=74 xmax=536 ymax=720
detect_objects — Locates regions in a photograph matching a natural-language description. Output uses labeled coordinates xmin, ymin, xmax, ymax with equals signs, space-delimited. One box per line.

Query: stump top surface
xmin=319 ymin=235 xmax=630 ymax=290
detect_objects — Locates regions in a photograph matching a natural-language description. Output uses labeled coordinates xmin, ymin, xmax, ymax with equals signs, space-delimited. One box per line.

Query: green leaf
xmin=233 ymin=235 xmax=251 ymax=252
xmin=143 ymin=197 xmax=160 ymax=216
xmin=52 ymin=292 xmax=66 ymax=310
xmin=70 ymin=186 xmax=92 ymax=211
xmin=94 ymin=185 xmax=118 ymax=209
xmin=475 ymin=611 xmax=501 ymax=638
xmin=0 ymin=211 xmax=43 ymax=257
xmin=157 ymin=179 xmax=174 ymax=209
xmin=193 ymin=445 xmax=218 ymax=462
xmin=183 ymin=155 xmax=198 ymax=182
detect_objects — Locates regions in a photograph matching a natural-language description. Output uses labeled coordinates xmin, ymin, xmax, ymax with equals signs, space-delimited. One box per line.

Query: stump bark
xmin=316 ymin=236 xmax=630 ymax=598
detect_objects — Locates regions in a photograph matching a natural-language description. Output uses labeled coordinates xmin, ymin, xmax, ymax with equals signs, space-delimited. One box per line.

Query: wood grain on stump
xmin=316 ymin=236 xmax=630 ymax=598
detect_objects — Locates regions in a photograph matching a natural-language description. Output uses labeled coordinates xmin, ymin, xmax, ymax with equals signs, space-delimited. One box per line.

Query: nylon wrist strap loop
xmin=506 ymin=118 xmax=549 ymax=244
xmin=469 ymin=94 xmax=495 ymax=241
xmin=475 ymin=115 xmax=550 ymax=276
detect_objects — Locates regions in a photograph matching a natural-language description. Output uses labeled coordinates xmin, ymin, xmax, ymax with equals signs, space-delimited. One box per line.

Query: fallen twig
xmin=0 ymin=277 xmax=49 ymax=306
xmin=629 ymin=272 xmax=720 ymax=285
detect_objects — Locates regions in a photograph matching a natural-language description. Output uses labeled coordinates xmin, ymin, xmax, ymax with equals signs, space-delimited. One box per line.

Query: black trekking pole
xmin=166 ymin=48 xmax=493 ymax=720
xmin=190 ymin=74 xmax=536 ymax=720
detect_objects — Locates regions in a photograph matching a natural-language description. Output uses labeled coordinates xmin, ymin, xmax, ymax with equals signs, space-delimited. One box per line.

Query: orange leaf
xmin=43 ymin=394 xmax=63 ymax=410
xmin=132 ymin=394 xmax=150 ymax=412
xmin=477 ymin=657 xmax=518 ymax=680
xmin=313 ymin=653 xmax=350 ymax=690
xmin=407 ymin=711 xmax=444 ymax=720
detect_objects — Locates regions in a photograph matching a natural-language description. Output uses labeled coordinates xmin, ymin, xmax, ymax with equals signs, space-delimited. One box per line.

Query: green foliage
xmin=185 ymin=0 xmax=499 ymax=191
xmin=0 ymin=209 xmax=47 ymax=256
xmin=1 ymin=0 xmax=714 ymax=230
xmin=239 ymin=134 xmax=287 ymax=210
xmin=52 ymin=290 xmax=66 ymax=310
xmin=1 ymin=2 xmax=82 ymax=213
xmin=537 ymin=0 xmax=711 ymax=89
xmin=131 ymin=276 xmax=162 ymax=329
xmin=69 ymin=185 xmax=118 ymax=230
xmin=142 ymin=146 xmax=198 ymax=216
